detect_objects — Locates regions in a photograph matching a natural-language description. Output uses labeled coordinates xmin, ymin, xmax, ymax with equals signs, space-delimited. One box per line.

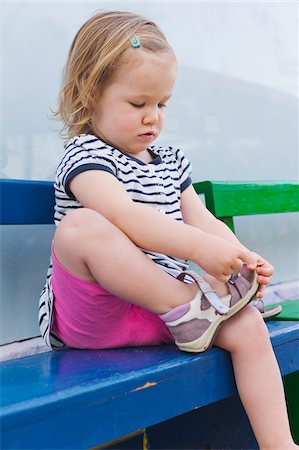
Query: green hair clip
xmin=129 ymin=34 xmax=141 ymax=48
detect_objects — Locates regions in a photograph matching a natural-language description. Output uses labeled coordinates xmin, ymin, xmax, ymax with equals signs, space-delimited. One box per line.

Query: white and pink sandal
xmin=160 ymin=267 xmax=259 ymax=353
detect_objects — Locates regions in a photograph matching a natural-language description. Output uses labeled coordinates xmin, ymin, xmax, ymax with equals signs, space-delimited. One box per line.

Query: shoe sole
xmin=262 ymin=304 xmax=282 ymax=321
xmin=176 ymin=272 xmax=259 ymax=353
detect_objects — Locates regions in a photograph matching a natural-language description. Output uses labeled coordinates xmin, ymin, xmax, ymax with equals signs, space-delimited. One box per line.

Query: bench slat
xmin=2 ymin=179 xmax=298 ymax=225
xmin=0 ymin=179 xmax=55 ymax=225
xmin=193 ymin=181 xmax=299 ymax=217
xmin=1 ymin=321 xmax=298 ymax=449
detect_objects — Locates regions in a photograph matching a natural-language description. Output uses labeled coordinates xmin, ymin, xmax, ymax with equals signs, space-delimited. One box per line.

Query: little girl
xmin=39 ymin=11 xmax=297 ymax=449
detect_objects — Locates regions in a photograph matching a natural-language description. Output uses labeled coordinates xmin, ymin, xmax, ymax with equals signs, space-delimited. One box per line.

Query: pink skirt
xmin=51 ymin=247 xmax=173 ymax=349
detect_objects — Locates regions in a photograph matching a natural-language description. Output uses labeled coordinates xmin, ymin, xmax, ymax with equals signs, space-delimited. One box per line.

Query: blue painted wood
xmin=0 ymin=179 xmax=55 ymax=224
xmin=1 ymin=321 xmax=298 ymax=449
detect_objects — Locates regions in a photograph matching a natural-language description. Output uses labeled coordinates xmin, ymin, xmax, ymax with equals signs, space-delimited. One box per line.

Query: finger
xmin=246 ymin=252 xmax=258 ymax=270
xmin=231 ymin=259 xmax=244 ymax=273
xmin=257 ymin=275 xmax=271 ymax=285
xmin=255 ymin=285 xmax=265 ymax=298
xmin=255 ymin=291 xmax=263 ymax=299
xmin=219 ymin=273 xmax=231 ymax=283
xmin=256 ymin=264 xmax=274 ymax=277
xmin=238 ymin=249 xmax=251 ymax=264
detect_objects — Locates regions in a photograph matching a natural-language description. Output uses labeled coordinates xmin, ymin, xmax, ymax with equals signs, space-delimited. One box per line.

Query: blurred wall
xmin=1 ymin=1 xmax=298 ymax=344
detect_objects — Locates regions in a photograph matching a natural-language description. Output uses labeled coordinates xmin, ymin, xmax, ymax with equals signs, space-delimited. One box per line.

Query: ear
xmin=91 ymin=85 xmax=99 ymax=100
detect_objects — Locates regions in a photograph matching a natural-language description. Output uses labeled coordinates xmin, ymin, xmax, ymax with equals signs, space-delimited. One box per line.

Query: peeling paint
xmin=133 ymin=381 xmax=157 ymax=392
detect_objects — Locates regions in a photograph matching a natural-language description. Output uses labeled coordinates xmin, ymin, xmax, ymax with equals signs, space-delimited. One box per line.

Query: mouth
xmin=138 ymin=131 xmax=156 ymax=139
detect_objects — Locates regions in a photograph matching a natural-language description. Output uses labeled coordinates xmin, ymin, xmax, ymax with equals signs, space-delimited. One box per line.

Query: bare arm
xmin=181 ymin=184 xmax=248 ymax=252
xmin=181 ymin=184 xmax=274 ymax=295
xmin=69 ymin=170 xmax=249 ymax=280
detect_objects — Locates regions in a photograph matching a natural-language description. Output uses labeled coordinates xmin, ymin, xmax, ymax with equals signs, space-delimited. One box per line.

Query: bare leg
xmin=53 ymin=208 xmax=197 ymax=314
xmin=214 ymin=304 xmax=297 ymax=450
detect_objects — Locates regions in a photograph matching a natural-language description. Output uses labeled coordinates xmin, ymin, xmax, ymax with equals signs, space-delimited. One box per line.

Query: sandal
xmin=159 ymin=267 xmax=259 ymax=353
xmin=251 ymin=298 xmax=282 ymax=320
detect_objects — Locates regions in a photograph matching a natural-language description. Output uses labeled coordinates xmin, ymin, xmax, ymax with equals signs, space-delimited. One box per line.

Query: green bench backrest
xmin=193 ymin=181 xmax=299 ymax=231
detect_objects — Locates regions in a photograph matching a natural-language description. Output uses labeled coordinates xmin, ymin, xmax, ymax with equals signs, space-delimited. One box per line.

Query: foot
xmin=251 ymin=298 xmax=282 ymax=320
xmin=159 ymin=267 xmax=259 ymax=353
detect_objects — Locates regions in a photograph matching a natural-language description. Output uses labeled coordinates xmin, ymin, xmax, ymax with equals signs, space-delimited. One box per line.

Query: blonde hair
xmin=55 ymin=11 xmax=175 ymax=140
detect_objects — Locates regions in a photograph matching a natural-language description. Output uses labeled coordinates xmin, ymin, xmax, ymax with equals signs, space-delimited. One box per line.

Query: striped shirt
xmin=39 ymin=133 xmax=192 ymax=349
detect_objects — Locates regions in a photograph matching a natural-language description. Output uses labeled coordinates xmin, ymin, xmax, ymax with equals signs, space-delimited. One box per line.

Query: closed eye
xmin=130 ymin=102 xmax=167 ymax=109
xmin=130 ymin=102 xmax=145 ymax=108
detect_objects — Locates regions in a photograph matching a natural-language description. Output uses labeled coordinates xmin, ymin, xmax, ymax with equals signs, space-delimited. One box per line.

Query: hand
xmin=246 ymin=252 xmax=274 ymax=298
xmin=194 ymin=234 xmax=250 ymax=282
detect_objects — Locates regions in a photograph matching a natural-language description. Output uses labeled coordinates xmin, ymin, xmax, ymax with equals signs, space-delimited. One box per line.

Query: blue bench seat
xmin=1 ymin=321 xmax=298 ymax=449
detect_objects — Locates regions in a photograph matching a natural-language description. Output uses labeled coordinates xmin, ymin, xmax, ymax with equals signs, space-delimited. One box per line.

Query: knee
xmin=54 ymin=208 xmax=116 ymax=248
xmin=217 ymin=305 xmax=269 ymax=352
xmin=237 ymin=305 xmax=268 ymax=340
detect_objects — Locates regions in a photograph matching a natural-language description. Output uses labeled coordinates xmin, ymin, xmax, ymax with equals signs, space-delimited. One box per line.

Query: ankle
xmin=160 ymin=281 xmax=198 ymax=315
xmin=204 ymin=274 xmax=229 ymax=297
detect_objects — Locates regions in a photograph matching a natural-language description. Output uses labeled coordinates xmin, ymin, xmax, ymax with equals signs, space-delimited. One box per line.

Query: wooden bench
xmin=1 ymin=178 xmax=298 ymax=450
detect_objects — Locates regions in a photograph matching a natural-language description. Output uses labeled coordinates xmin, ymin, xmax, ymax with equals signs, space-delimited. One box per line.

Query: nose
xmin=142 ymin=107 xmax=159 ymax=125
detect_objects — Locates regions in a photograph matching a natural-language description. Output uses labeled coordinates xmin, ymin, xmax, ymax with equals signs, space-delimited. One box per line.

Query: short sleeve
xmin=175 ymin=148 xmax=192 ymax=192
xmin=56 ymin=135 xmax=118 ymax=199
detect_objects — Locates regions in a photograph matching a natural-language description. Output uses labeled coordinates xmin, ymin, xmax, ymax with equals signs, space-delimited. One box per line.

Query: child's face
xmin=91 ymin=50 xmax=176 ymax=159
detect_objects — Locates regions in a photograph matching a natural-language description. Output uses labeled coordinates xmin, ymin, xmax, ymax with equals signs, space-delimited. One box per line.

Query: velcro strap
xmin=229 ymin=273 xmax=251 ymax=297
xmin=179 ymin=271 xmax=229 ymax=315
xmin=202 ymin=289 xmax=230 ymax=314
xmin=195 ymin=277 xmax=229 ymax=315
